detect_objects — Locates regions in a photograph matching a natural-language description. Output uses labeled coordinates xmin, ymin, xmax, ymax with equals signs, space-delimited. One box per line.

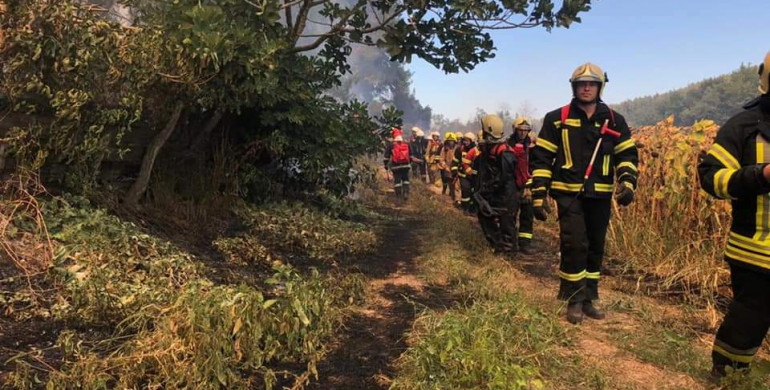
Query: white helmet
xmin=411 ymin=126 xmax=424 ymax=137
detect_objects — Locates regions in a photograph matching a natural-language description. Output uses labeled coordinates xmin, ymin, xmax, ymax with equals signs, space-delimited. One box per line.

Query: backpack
xmin=391 ymin=143 xmax=410 ymax=164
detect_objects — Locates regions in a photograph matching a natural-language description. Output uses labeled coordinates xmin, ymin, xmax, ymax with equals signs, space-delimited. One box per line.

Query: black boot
xmin=519 ymin=240 xmax=534 ymax=255
xmin=582 ymin=300 xmax=605 ymax=320
xmin=566 ymin=301 xmax=583 ymax=324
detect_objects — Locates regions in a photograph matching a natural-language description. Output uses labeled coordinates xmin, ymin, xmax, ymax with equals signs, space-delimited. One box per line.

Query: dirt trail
xmin=309 ymin=213 xmax=453 ymax=389
xmin=312 ymin=183 xmax=714 ymax=389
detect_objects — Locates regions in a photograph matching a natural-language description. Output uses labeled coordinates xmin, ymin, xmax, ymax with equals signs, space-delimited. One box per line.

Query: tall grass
xmin=607 ymin=117 xmax=731 ymax=306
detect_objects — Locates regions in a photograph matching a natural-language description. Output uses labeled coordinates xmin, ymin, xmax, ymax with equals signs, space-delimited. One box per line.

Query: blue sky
xmin=406 ymin=0 xmax=768 ymax=122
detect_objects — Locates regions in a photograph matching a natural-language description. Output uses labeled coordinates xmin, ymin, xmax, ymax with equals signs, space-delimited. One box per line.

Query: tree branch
xmin=124 ymin=101 xmax=184 ymax=206
xmin=284 ymin=0 xmax=294 ymax=33
xmin=291 ymin=0 xmax=313 ymax=44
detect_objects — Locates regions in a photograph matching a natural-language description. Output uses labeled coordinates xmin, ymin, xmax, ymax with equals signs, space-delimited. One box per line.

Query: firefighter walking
xmin=383 ymin=128 xmax=412 ymax=200
xmin=455 ymin=132 xmax=477 ymax=213
xmin=427 ymin=131 xmax=442 ymax=185
xmin=509 ymin=117 xmax=535 ymax=255
xmin=410 ymin=127 xmax=429 ymax=183
xmin=531 ymin=63 xmax=638 ymax=324
xmin=473 ymin=115 xmax=520 ymax=254
xmin=698 ymin=52 xmax=770 ymax=378
xmin=439 ymin=133 xmax=458 ymax=199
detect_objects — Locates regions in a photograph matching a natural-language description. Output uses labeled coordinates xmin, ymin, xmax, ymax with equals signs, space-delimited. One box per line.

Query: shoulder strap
xmin=560 ymin=104 xmax=571 ymax=127
xmin=605 ymin=103 xmax=617 ymax=128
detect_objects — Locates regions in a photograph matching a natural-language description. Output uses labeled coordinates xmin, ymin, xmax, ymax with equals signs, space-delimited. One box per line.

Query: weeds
xmin=607 ymin=117 xmax=729 ymax=306
xmin=392 ymin=294 xmax=561 ymax=390
xmin=4 ymin=188 xmax=370 ymax=389
xmin=229 ymin=201 xmax=378 ymax=264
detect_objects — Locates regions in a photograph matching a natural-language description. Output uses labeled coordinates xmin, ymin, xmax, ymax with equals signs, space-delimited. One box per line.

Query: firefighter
xmin=462 ymin=131 xmax=485 ymax=215
xmin=508 ymin=117 xmax=535 ymax=255
xmin=383 ymin=128 xmax=412 ymax=200
xmin=427 ymin=131 xmax=442 ymax=185
xmin=698 ymin=52 xmax=770 ymax=378
xmin=474 ymin=115 xmax=519 ymax=254
xmin=531 ymin=63 xmax=638 ymax=324
xmin=453 ymin=132 xmax=477 ymax=212
xmin=439 ymin=132 xmax=458 ymax=199
xmin=410 ymin=127 xmax=429 ymax=183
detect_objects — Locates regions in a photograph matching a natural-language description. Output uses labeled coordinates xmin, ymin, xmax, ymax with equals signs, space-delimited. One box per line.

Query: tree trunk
xmin=187 ymin=110 xmax=224 ymax=154
xmin=124 ymin=101 xmax=184 ymax=206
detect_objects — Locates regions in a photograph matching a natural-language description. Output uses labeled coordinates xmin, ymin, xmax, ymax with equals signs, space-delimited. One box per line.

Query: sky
xmin=406 ymin=0 xmax=769 ymax=122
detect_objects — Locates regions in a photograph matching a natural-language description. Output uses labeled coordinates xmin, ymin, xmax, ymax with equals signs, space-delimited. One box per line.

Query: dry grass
xmin=607 ymin=117 xmax=730 ymax=307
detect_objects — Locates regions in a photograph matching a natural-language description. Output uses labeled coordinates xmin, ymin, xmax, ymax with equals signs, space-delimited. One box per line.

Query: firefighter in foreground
xmin=454 ymin=132 xmax=477 ymax=213
xmin=473 ymin=115 xmax=519 ymax=254
xmin=698 ymin=52 xmax=770 ymax=378
xmin=508 ymin=117 xmax=535 ymax=255
xmin=531 ymin=63 xmax=638 ymax=324
xmin=383 ymin=128 xmax=412 ymax=200
xmin=426 ymin=131 xmax=442 ymax=185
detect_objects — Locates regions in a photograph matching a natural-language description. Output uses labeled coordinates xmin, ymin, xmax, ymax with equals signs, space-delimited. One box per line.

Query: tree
xmin=279 ymin=0 xmax=591 ymax=73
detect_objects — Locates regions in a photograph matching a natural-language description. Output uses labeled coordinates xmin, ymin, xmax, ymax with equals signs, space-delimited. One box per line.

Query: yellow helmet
xmin=454 ymin=131 xmax=463 ymax=140
xmin=412 ymin=126 xmax=424 ymax=137
xmin=480 ymin=114 xmax=505 ymax=142
xmin=444 ymin=132 xmax=457 ymax=142
xmin=463 ymin=132 xmax=476 ymax=142
xmin=570 ymin=62 xmax=607 ymax=97
xmin=513 ymin=117 xmax=532 ymax=131
xmin=760 ymin=52 xmax=770 ymax=95
xmin=476 ymin=130 xmax=485 ymax=144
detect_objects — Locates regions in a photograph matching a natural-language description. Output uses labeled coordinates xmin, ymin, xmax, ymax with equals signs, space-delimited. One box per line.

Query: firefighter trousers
xmin=412 ymin=162 xmax=428 ymax=183
xmin=392 ymin=167 xmax=411 ymax=199
xmin=554 ymin=195 xmax=611 ymax=303
xmin=478 ymin=212 xmax=517 ymax=253
xmin=428 ymin=163 xmax=440 ymax=184
xmin=518 ymin=202 xmax=534 ymax=246
xmin=441 ymin=171 xmax=455 ymax=200
xmin=460 ymin=177 xmax=473 ymax=212
xmin=712 ymin=262 xmax=770 ymax=370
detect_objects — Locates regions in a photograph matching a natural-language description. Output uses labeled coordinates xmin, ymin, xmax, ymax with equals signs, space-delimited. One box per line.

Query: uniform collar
xmin=570 ymin=98 xmax=612 ymax=122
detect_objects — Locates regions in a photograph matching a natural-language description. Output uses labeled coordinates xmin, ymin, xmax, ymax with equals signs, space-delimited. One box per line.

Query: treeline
xmin=613 ymin=64 xmax=759 ymax=127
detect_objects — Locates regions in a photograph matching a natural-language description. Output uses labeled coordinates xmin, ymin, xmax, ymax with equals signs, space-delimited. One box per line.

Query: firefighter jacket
xmin=462 ymin=145 xmax=481 ymax=178
xmin=475 ymin=143 xmax=519 ymax=211
xmin=531 ymin=100 xmax=638 ymax=204
xmin=453 ymin=142 xmax=476 ymax=178
xmin=509 ymin=134 xmax=533 ymax=189
xmin=698 ymin=96 xmax=770 ymax=273
xmin=410 ymin=137 xmax=428 ymax=162
xmin=439 ymin=143 xmax=456 ymax=172
xmin=383 ymin=142 xmax=412 ymax=170
xmin=427 ymin=139 xmax=442 ymax=164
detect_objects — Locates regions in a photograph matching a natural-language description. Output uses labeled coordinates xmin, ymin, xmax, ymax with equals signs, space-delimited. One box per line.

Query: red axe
xmin=583 ymin=119 xmax=621 ymax=181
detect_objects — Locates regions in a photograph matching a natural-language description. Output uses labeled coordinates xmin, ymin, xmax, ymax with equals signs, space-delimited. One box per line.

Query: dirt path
xmin=309 ymin=213 xmax=453 ymax=389
xmin=312 ymin=182 xmax=717 ymax=389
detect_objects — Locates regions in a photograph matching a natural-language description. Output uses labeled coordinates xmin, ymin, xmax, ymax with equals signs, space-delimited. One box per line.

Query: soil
xmin=308 ymin=213 xmax=455 ymax=389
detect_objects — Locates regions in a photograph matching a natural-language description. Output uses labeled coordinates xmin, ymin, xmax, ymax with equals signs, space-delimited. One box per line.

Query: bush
xmin=392 ymin=293 xmax=564 ymax=390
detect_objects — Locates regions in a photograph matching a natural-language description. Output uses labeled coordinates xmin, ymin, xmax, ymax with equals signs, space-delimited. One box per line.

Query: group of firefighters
xmin=384 ymin=53 xmax=770 ymax=380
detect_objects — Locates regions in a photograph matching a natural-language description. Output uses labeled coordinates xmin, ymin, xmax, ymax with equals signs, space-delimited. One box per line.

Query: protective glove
xmin=521 ymin=188 xmax=533 ymax=205
xmin=615 ymin=182 xmax=634 ymax=206
xmin=533 ymin=198 xmax=550 ymax=221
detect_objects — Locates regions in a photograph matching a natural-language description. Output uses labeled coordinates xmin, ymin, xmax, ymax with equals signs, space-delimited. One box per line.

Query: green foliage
xmin=218 ymin=201 xmax=378 ymax=264
xmin=392 ymin=294 xmax=560 ymax=390
xmin=1 ymin=2 xmax=144 ymax=189
xmin=5 ymin=194 xmax=367 ymax=389
xmin=613 ymin=65 xmax=759 ymax=126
